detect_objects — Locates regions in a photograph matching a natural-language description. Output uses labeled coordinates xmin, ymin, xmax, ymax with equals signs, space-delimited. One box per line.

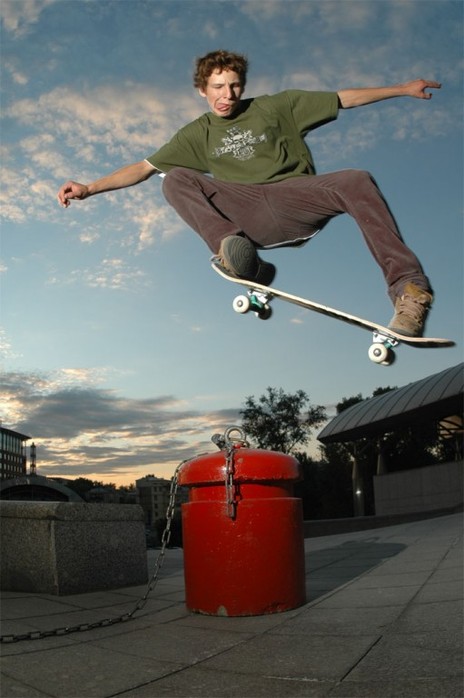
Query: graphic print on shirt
xmin=213 ymin=126 xmax=267 ymax=161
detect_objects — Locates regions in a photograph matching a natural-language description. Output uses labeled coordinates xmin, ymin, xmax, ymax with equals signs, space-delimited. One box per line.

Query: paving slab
xmin=196 ymin=632 xmax=380 ymax=681
xmin=272 ymin=604 xmax=404 ymax=636
xmin=120 ymin=666 xmax=336 ymax=697
xmin=389 ymin=599 xmax=463 ymax=634
xmin=344 ymin=630 xmax=463 ymax=681
xmin=329 ymin=677 xmax=464 ymax=698
xmin=0 ymin=676 xmax=51 ymax=698
xmin=2 ymin=643 xmax=184 ymax=698
xmin=92 ymin=623 xmax=254 ymax=664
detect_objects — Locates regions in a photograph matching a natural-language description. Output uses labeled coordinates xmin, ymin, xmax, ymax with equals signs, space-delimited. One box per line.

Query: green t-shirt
xmin=146 ymin=90 xmax=339 ymax=184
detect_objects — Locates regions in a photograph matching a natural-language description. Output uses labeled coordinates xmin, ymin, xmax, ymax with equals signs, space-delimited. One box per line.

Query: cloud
xmin=239 ymin=0 xmax=376 ymax=33
xmin=0 ymin=368 xmax=240 ymax=483
xmin=6 ymin=84 xmax=201 ymax=163
xmin=46 ymin=257 xmax=149 ymax=292
xmin=316 ymin=0 xmax=375 ymax=33
xmin=0 ymin=328 xmax=20 ymax=361
xmin=122 ymin=184 xmax=186 ymax=250
xmin=0 ymin=0 xmax=58 ymax=38
xmin=2 ymin=60 xmax=29 ymax=85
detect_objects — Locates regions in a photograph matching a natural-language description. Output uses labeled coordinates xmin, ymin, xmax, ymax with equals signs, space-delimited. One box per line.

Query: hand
xmin=57 ymin=180 xmax=89 ymax=208
xmin=403 ymin=79 xmax=441 ymax=100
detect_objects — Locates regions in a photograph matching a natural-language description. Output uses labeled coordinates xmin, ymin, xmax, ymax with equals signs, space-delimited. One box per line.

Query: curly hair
xmin=193 ymin=50 xmax=248 ymax=90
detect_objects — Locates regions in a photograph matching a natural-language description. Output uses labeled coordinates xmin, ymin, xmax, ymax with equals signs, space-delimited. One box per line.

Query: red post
xmin=178 ymin=432 xmax=306 ymax=616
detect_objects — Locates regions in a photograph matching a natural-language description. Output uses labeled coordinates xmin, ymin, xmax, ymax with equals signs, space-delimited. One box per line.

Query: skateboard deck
xmin=211 ymin=259 xmax=454 ymax=366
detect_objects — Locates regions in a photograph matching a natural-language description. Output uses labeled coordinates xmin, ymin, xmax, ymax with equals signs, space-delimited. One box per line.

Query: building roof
xmin=317 ymin=363 xmax=464 ymax=444
xmin=0 ymin=475 xmax=84 ymax=502
xmin=0 ymin=426 xmax=30 ymax=441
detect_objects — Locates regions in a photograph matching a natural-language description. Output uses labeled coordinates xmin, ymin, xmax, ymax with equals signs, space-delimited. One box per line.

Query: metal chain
xmin=222 ymin=426 xmax=248 ymax=520
xmin=225 ymin=444 xmax=237 ymax=519
xmin=0 ymin=459 xmax=186 ymax=644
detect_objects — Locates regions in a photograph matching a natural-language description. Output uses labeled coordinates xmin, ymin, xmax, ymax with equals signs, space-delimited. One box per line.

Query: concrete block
xmin=0 ymin=501 xmax=148 ymax=595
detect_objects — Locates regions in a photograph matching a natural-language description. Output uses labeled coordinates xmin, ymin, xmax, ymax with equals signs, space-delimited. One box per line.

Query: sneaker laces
xmin=395 ymin=293 xmax=429 ymax=322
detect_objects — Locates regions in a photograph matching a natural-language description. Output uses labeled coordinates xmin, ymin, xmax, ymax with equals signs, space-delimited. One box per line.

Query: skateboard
xmin=211 ymin=259 xmax=455 ymax=366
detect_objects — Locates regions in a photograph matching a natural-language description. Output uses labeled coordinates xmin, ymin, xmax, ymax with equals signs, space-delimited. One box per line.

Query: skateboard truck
xmin=368 ymin=332 xmax=399 ymax=366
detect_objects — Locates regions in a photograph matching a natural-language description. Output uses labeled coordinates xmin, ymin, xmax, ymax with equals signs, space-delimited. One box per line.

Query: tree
xmin=120 ymin=483 xmax=136 ymax=492
xmin=65 ymin=477 xmax=100 ymax=497
xmin=240 ymin=387 xmax=326 ymax=454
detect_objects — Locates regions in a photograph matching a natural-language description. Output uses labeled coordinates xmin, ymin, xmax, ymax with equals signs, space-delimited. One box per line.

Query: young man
xmin=57 ymin=50 xmax=440 ymax=337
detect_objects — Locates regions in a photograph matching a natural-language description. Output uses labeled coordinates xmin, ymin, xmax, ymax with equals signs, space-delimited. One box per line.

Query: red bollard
xmin=177 ymin=430 xmax=306 ymax=616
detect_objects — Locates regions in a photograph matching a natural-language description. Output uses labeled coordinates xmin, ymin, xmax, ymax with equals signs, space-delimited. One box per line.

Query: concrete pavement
xmin=1 ymin=513 xmax=463 ymax=697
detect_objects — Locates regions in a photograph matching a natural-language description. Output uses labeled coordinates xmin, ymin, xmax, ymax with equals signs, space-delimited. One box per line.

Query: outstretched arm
xmin=337 ymin=79 xmax=441 ymax=109
xmin=57 ymin=160 xmax=158 ymax=208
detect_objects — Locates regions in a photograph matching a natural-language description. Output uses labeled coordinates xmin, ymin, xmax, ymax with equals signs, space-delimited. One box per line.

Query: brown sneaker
xmin=388 ymin=283 xmax=433 ymax=337
xmin=218 ymin=235 xmax=276 ymax=286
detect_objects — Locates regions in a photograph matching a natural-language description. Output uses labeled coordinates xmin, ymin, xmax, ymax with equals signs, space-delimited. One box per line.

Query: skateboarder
xmin=57 ymin=50 xmax=440 ymax=337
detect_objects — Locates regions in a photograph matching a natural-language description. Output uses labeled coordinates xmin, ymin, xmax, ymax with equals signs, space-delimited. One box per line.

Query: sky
xmin=1 ymin=0 xmax=462 ymax=486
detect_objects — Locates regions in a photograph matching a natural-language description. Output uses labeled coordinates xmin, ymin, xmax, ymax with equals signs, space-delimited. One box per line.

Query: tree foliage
xmin=240 ymin=387 xmax=326 ymax=454
xmin=64 ymin=477 xmax=118 ymax=496
xmin=65 ymin=477 xmax=101 ymax=496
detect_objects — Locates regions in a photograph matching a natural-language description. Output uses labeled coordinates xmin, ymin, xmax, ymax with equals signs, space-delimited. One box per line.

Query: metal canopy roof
xmin=318 ymin=363 xmax=464 ymax=444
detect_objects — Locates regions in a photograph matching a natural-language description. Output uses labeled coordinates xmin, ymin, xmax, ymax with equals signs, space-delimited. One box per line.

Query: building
xmin=136 ymin=475 xmax=187 ymax=527
xmin=0 ymin=426 xmax=30 ymax=481
xmin=318 ymin=362 xmax=464 ymax=517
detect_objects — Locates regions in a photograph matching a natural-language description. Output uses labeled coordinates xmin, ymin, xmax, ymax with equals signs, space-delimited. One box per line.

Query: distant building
xmin=136 ymin=475 xmax=188 ymax=527
xmin=0 ymin=426 xmax=30 ymax=481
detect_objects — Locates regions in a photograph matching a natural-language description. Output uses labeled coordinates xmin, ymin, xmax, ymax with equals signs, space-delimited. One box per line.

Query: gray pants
xmin=162 ymin=167 xmax=431 ymax=302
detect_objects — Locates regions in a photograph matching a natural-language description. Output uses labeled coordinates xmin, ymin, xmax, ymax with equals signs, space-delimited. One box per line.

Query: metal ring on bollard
xmin=224 ymin=426 xmax=248 ymax=447
xmin=211 ymin=426 xmax=249 ymax=451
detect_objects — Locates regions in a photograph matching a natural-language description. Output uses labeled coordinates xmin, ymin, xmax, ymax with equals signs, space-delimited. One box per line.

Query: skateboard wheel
xmin=233 ymin=295 xmax=250 ymax=314
xmin=368 ymin=343 xmax=390 ymax=364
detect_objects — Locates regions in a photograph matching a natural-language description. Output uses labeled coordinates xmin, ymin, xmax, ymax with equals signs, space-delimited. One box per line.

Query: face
xmin=199 ymin=69 xmax=244 ymax=117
